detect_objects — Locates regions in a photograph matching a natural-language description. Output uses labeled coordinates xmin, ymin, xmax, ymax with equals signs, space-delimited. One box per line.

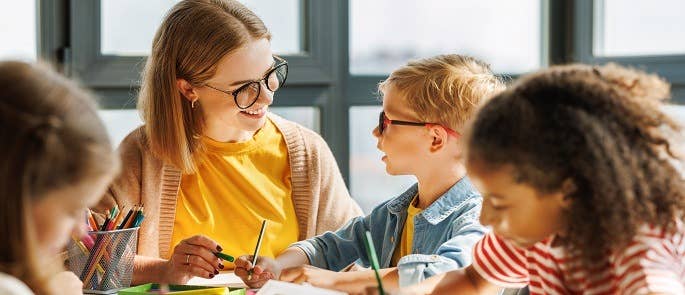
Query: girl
xmin=0 ymin=61 xmax=120 ymax=294
xmin=94 ymin=0 xmax=362 ymax=285
xmin=402 ymin=63 xmax=685 ymax=294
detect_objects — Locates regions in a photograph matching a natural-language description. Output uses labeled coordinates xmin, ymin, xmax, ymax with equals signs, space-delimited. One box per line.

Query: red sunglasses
xmin=378 ymin=111 xmax=460 ymax=137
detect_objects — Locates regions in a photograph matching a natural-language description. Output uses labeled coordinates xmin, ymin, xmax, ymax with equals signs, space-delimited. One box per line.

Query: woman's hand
xmin=234 ymin=255 xmax=280 ymax=288
xmin=162 ymin=235 xmax=224 ymax=284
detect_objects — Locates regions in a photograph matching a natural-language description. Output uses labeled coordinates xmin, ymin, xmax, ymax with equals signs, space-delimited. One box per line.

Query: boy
xmin=236 ymin=54 xmax=505 ymax=293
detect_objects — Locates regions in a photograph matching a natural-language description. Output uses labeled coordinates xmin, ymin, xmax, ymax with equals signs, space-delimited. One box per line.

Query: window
xmin=101 ymin=0 xmax=303 ymax=56
xmin=350 ymin=0 xmax=542 ymax=75
xmin=593 ymin=0 xmax=685 ymax=57
xmin=271 ymin=107 xmax=320 ymax=133
xmin=75 ymin=0 xmax=325 ymax=89
xmin=32 ymin=0 xmax=683 ymax=204
xmin=99 ymin=110 xmax=142 ymax=146
xmin=349 ymin=106 xmax=416 ymax=213
xmin=0 ymin=0 xmax=36 ymax=60
xmin=347 ymin=0 xmax=543 ymax=210
xmin=94 ymin=0 xmax=316 ymax=146
xmin=574 ymin=0 xmax=685 ymax=95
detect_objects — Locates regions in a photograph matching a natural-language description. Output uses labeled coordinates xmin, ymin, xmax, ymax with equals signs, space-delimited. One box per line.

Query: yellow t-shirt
xmin=391 ymin=196 xmax=422 ymax=266
xmin=169 ymin=119 xmax=299 ymax=268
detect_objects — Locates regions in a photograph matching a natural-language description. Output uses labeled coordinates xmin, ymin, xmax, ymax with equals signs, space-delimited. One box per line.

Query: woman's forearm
xmin=131 ymin=255 xmax=168 ymax=285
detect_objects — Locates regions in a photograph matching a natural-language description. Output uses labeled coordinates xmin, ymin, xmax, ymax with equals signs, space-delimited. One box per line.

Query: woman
xmin=94 ymin=0 xmax=362 ymax=284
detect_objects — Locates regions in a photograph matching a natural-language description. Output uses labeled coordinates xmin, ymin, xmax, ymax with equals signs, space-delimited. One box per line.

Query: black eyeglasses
xmin=205 ymin=56 xmax=288 ymax=109
xmin=378 ymin=111 xmax=460 ymax=137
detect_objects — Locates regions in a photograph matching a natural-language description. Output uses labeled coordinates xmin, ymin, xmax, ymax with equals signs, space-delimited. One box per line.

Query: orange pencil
xmin=87 ymin=210 xmax=98 ymax=231
xmin=123 ymin=206 xmax=139 ymax=229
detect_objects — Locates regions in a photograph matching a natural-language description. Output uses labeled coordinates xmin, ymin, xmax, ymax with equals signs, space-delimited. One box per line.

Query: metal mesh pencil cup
xmin=66 ymin=227 xmax=139 ymax=294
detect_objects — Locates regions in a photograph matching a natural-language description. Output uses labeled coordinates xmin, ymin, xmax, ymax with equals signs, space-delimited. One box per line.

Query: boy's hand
xmin=280 ymin=265 xmax=342 ymax=290
xmin=234 ymin=255 xmax=279 ymax=288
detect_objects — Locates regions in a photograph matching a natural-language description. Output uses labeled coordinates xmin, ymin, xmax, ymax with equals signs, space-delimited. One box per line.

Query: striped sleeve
xmin=616 ymin=223 xmax=685 ymax=294
xmin=471 ymin=232 xmax=530 ymax=288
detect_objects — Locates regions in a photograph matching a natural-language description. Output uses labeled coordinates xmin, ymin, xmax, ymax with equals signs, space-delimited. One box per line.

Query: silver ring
xmin=186 ymin=254 xmax=190 ymax=264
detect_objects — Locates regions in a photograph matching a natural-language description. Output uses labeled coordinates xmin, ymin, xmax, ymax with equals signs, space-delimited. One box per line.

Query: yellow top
xmin=391 ymin=195 xmax=422 ymax=266
xmin=169 ymin=119 xmax=299 ymax=268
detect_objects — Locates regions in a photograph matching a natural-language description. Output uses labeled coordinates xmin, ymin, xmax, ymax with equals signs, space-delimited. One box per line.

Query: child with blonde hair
xmin=235 ymin=54 xmax=505 ymax=293
xmin=0 ymin=61 xmax=120 ymax=294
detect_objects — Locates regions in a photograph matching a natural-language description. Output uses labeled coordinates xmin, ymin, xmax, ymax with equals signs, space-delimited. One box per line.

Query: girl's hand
xmin=47 ymin=271 xmax=83 ymax=295
xmin=234 ymin=255 xmax=279 ymax=288
xmin=162 ymin=235 xmax=224 ymax=284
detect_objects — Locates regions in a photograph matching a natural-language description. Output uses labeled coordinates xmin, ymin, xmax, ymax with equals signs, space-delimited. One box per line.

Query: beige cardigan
xmin=95 ymin=114 xmax=363 ymax=259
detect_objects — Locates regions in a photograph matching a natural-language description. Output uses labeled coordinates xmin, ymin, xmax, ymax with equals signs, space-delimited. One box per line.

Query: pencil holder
xmin=67 ymin=227 xmax=139 ymax=294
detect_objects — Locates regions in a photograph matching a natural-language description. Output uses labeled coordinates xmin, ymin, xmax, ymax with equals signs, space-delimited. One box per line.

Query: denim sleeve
xmin=396 ymin=200 xmax=487 ymax=287
xmin=290 ymin=214 xmax=371 ymax=271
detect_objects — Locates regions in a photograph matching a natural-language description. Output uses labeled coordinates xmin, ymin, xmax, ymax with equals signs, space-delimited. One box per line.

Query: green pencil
xmin=363 ymin=230 xmax=385 ymax=295
xmin=214 ymin=252 xmax=235 ymax=262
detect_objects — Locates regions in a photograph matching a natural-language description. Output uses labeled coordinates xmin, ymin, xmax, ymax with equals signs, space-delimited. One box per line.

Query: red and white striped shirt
xmin=472 ymin=221 xmax=685 ymax=294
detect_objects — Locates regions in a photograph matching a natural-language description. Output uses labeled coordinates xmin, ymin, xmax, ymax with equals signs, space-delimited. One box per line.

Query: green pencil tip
xmin=215 ymin=252 xmax=235 ymax=262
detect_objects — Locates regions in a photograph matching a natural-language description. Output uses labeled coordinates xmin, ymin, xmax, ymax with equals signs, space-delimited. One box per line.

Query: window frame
xmin=63 ymin=0 xmax=352 ymax=182
xmin=34 ymin=0 xmax=684 ymax=188
xmin=573 ymin=0 xmax=685 ymax=103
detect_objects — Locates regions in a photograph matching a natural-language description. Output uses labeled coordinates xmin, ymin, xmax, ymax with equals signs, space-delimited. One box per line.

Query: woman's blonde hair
xmin=0 ymin=61 xmax=119 ymax=294
xmin=138 ymin=0 xmax=271 ymax=173
xmin=379 ymin=54 xmax=505 ymax=132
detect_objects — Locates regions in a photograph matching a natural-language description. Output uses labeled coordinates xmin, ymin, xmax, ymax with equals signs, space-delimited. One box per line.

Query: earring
xmin=191 ymin=99 xmax=198 ymax=109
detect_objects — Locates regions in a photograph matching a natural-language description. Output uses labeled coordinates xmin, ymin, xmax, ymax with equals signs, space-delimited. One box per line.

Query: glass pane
xmin=98 ymin=110 xmax=143 ymax=146
xmin=664 ymin=104 xmax=685 ymax=176
xmin=99 ymin=107 xmax=319 ymax=146
xmin=665 ymin=104 xmax=685 ymax=128
xmin=270 ymin=107 xmax=320 ymax=133
xmin=0 ymin=0 xmax=36 ymax=60
xmin=350 ymin=0 xmax=541 ymax=75
xmin=101 ymin=0 xmax=302 ymax=56
xmin=349 ymin=106 xmax=416 ymax=213
xmin=594 ymin=0 xmax=685 ymax=56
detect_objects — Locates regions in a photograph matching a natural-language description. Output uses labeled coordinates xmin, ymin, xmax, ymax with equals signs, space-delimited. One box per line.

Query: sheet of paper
xmin=186 ymin=271 xmax=246 ymax=288
xmin=256 ymin=280 xmax=347 ymax=295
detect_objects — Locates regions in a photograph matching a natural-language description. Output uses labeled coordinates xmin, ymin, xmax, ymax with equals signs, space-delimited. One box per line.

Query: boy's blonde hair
xmin=138 ymin=0 xmax=271 ymax=173
xmin=379 ymin=54 xmax=505 ymax=132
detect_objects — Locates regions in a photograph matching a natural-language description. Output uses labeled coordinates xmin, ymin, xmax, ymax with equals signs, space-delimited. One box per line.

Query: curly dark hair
xmin=466 ymin=63 xmax=685 ymax=268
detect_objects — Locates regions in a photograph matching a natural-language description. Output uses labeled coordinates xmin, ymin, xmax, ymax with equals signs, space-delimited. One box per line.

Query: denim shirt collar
xmin=387 ymin=177 xmax=478 ymax=225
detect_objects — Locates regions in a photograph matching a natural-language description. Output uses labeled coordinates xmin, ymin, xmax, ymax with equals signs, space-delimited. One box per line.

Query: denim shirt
xmin=292 ymin=177 xmax=487 ymax=287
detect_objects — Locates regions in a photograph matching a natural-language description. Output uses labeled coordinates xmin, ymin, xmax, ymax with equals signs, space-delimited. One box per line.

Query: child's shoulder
xmin=368 ymin=183 xmax=419 ymax=214
xmin=453 ymin=176 xmax=481 ymax=197
xmin=633 ymin=218 xmax=685 ymax=245
xmin=605 ymin=219 xmax=685 ymax=272
xmin=439 ymin=177 xmax=483 ymax=208
xmin=0 ymin=273 xmax=33 ymax=295
xmin=605 ymin=220 xmax=685 ymax=293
